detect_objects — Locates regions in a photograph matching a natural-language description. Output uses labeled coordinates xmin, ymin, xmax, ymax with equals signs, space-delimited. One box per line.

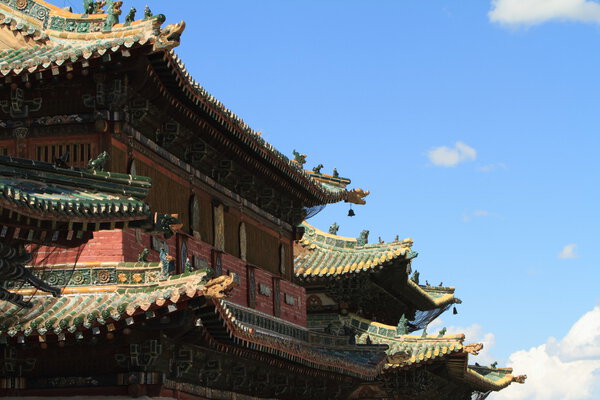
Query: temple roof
xmin=0 ymin=0 xmax=368 ymax=210
xmin=210 ymin=299 xmax=386 ymax=380
xmin=465 ymin=366 xmax=526 ymax=391
xmin=349 ymin=313 xmax=526 ymax=391
xmin=0 ymin=155 xmax=151 ymax=223
xmin=0 ymin=265 xmax=386 ymax=380
xmin=294 ymin=222 xmax=417 ymax=278
xmin=0 ymin=262 xmax=189 ymax=337
xmin=158 ymin=51 xmax=363 ymax=207
xmin=0 ymin=0 xmax=182 ymax=75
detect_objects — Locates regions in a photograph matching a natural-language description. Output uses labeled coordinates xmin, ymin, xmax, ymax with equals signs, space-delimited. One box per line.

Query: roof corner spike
xmin=345 ymin=188 xmax=370 ymax=205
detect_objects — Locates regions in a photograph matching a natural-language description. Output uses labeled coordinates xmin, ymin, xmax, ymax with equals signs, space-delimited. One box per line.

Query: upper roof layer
xmin=0 ymin=0 xmax=367 ymax=209
xmin=294 ymin=222 xmax=417 ymax=278
xmin=0 ymin=155 xmax=151 ymax=223
xmin=159 ymin=51 xmax=364 ymax=207
xmin=0 ymin=0 xmax=182 ymax=75
xmin=349 ymin=313 xmax=526 ymax=391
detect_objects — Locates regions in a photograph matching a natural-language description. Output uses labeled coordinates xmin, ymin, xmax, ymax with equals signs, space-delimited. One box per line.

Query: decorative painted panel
xmin=247 ymin=265 xmax=256 ymax=308
xmin=239 ymin=222 xmax=247 ymax=261
xmin=213 ymin=204 xmax=225 ymax=251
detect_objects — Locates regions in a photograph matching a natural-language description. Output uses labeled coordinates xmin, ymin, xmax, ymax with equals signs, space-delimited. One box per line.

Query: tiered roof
xmin=295 ymin=222 xmax=417 ymax=279
xmin=295 ymin=223 xmax=460 ymax=313
xmin=0 ymin=155 xmax=151 ymax=223
xmin=0 ymin=264 xmax=387 ymax=380
xmin=0 ymin=0 xmax=180 ymax=75
xmin=349 ymin=314 xmax=526 ymax=392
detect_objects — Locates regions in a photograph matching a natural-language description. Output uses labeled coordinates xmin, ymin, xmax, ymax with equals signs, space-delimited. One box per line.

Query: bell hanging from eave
xmin=453 ymin=306 xmax=458 ymax=315
xmin=348 ymin=206 xmax=355 ymax=217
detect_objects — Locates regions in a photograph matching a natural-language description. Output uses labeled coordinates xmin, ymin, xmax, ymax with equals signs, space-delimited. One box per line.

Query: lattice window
xmin=0 ymin=147 xmax=8 ymax=156
xmin=35 ymin=143 xmax=93 ymax=167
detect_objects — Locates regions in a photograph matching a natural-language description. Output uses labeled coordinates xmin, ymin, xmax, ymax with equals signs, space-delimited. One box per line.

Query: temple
xmin=0 ymin=1 xmax=525 ymax=399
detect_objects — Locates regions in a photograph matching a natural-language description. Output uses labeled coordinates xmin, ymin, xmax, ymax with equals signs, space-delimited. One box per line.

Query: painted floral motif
xmin=118 ymin=273 xmax=127 ymax=283
xmin=96 ymin=269 xmax=111 ymax=284
xmin=132 ymin=273 xmax=142 ymax=283
xmin=70 ymin=271 xmax=85 ymax=285
xmin=147 ymin=271 xmax=159 ymax=282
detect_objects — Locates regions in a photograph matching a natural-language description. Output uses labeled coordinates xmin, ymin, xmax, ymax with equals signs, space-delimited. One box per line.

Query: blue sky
xmin=65 ymin=0 xmax=600 ymax=397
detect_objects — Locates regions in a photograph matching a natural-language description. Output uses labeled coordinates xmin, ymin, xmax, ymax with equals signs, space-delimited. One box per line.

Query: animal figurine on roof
xmin=204 ymin=275 xmax=237 ymax=299
xmin=87 ymin=151 xmax=110 ymax=171
xmin=137 ymin=248 xmax=150 ymax=262
xmin=103 ymin=0 xmax=123 ymax=31
xmin=292 ymin=150 xmax=307 ymax=167
xmin=357 ymin=229 xmax=369 ymax=246
xmin=144 ymin=5 xmax=153 ymax=19
xmin=312 ymin=164 xmax=324 ymax=174
xmin=125 ymin=7 xmax=136 ymax=23
xmin=329 ymin=222 xmax=339 ymax=235
xmin=345 ymin=188 xmax=370 ymax=205
xmin=53 ymin=150 xmax=70 ymax=169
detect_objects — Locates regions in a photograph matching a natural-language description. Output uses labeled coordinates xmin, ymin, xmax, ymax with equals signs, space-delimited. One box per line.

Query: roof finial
xmin=333 ymin=168 xmax=339 ymax=178
xmin=312 ymin=164 xmax=323 ymax=174
xmin=421 ymin=326 xmax=428 ymax=338
xmin=144 ymin=4 xmax=153 ymax=19
xmin=125 ymin=7 xmax=136 ymax=25
xmin=438 ymin=327 xmax=447 ymax=337
xmin=87 ymin=151 xmax=110 ymax=171
xmin=292 ymin=150 xmax=307 ymax=168
xmin=410 ymin=270 xmax=420 ymax=285
xmin=83 ymin=0 xmax=105 ymax=15
xmin=103 ymin=0 xmax=123 ymax=32
xmin=396 ymin=314 xmax=409 ymax=335
xmin=357 ymin=230 xmax=369 ymax=246
xmin=328 ymin=222 xmax=339 ymax=235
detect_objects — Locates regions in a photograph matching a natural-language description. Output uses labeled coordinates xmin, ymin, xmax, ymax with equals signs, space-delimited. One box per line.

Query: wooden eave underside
xmin=143 ymin=51 xmax=343 ymax=207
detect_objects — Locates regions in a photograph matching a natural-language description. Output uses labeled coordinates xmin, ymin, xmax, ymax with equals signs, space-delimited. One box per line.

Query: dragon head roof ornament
xmin=154 ymin=20 xmax=186 ymax=51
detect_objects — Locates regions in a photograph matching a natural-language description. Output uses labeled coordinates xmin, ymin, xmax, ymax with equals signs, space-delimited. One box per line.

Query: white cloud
xmin=448 ymin=323 xmax=498 ymax=365
xmin=558 ymin=243 xmax=578 ymax=259
xmin=425 ymin=319 xmax=498 ymax=365
xmin=478 ymin=163 xmax=507 ymax=172
xmin=489 ymin=0 xmax=600 ymax=26
xmin=495 ymin=305 xmax=600 ymax=400
xmin=427 ymin=141 xmax=477 ymax=167
xmin=463 ymin=209 xmax=499 ymax=222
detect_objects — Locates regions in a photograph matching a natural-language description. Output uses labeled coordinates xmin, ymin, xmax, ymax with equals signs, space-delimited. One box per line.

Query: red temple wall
xmin=30 ymin=229 xmax=306 ymax=327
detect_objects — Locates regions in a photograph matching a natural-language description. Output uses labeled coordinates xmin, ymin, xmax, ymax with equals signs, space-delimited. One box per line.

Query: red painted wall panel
xmin=31 ymin=228 xmax=307 ymax=326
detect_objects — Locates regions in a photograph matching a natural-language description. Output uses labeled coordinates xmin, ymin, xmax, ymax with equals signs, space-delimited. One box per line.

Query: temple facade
xmin=0 ymin=1 xmax=524 ymax=399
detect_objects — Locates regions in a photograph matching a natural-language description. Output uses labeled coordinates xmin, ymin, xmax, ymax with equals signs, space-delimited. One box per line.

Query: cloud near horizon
xmin=427 ymin=141 xmax=477 ymax=167
xmin=489 ymin=0 xmax=600 ymax=26
xmin=558 ymin=243 xmax=578 ymax=259
xmin=495 ymin=305 xmax=600 ymax=400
